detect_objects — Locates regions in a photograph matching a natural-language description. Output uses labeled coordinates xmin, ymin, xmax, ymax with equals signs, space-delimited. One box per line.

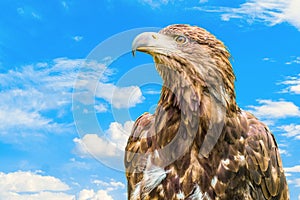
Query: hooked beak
xmin=132 ymin=32 xmax=173 ymax=57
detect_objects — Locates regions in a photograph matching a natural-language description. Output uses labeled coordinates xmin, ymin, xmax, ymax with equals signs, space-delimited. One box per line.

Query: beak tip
xmin=132 ymin=50 xmax=136 ymax=57
xmin=132 ymin=32 xmax=159 ymax=58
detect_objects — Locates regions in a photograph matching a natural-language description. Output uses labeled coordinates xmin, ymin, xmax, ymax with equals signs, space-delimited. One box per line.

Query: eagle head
xmin=132 ymin=24 xmax=237 ymax=112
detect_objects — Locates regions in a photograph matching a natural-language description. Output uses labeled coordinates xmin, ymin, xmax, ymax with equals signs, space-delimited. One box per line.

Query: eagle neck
xmin=155 ymin=62 xmax=234 ymax=159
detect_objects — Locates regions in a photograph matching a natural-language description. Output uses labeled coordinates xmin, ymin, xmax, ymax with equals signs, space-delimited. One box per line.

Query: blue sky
xmin=0 ymin=0 xmax=300 ymax=199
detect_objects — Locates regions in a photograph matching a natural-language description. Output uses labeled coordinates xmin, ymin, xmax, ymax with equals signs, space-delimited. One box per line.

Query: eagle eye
xmin=175 ymin=35 xmax=187 ymax=44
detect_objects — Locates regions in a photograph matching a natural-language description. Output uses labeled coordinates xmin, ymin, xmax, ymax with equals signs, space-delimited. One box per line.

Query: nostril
xmin=152 ymin=34 xmax=157 ymax=39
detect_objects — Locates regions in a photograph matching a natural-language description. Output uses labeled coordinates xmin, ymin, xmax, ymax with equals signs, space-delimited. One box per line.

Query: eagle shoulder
xmin=243 ymin=111 xmax=289 ymax=200
xmin=125 ymin=112 xmax=155 ymax=199
xmin=125 ymin=112 xmax=154 ymax=170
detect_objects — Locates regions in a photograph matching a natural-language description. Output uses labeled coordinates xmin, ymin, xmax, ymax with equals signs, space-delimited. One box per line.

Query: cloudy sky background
xmin=0 ymin=0 xmax=299 ymax=199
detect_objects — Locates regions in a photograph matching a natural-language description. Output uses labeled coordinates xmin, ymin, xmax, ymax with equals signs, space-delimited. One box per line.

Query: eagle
xmin=125 ymin=24 xmax=289 ymax=200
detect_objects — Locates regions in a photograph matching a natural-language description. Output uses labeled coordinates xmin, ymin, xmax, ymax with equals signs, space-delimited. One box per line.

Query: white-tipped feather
xmin=176 ymin=190 xmax=185 ymax=199
xmin=130 ymin=182 xmax=141 ymax=200
xmin=203 ymin=192 xmax=211 ymax=200
xmin=142 ymin=165 xmax=170 ymax=198
xmin=188 ymin=184 xmax=211 ymax=200
xmin=211 ymin=176 xmax=218 ymax=188
xmin=153 ymin=149 xmax=160 ymax=159
xmin=189 ymin=184 xmax=202 ymax=200
xmin=131 ymin=155 xmax=170 ymax=199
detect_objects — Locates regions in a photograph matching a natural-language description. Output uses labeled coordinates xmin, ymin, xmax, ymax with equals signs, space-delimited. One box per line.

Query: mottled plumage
xmin=125 ymin=24 xmax=289 ymax=200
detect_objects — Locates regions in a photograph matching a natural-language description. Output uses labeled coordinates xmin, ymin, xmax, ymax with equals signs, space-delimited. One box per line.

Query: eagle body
xmin=125 ymin=24 xmax=289 ymax=200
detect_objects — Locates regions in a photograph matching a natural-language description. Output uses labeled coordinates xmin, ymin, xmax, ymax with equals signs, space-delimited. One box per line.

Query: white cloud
xmin=285 ymin=165 xmax=300 ymax=173
xmin=0 ymin=58 xmax=93 ymax=140
xmin=0 ymin=171 xmax=74 ymax=200
xmin=63 ymin=158 xmax=92 ymax=171
xmin=285 ymin=172 xmax=292 ymax=177
xmin=139 ymin=0 xmax=185 ymax=8
xmin=72 ymin=36 xmax=83 ymax=42
xmin=96 ymin=83 xmax=144 ymax=109
xmin=279 ymin=124 xmax=300 ymax=139
xmin=72 ymin=58 xmax=144 ymax=109
xmin=0 ymin=171 xmax=70 ymax=192
xmin=194 ymin=0 xmax=300 ymax=31
xmin=279 ymin=148 xmax=289 ymax=156
xmin=0 ymin=107 xmax=51 ymax=130
xmin=92 ymin=179 xmax=125 ymax=191
xmin=288 ymin=85 xmax=300 ymax=94
xmin=109 ymin=180 xmax=125 ymax=189
xmin=0 ymin=57 xmax=141 ymax=143
xmin=289 ymin=178 xmax=300 ymax=187
xmin=199 ymin=0 xmax=208 ymax=3
xmin=94 ymin=104 xmax=108 ymax=113
xmin=140 ymin=0 xmax=169 ymax=8
xmin=106 ymin=121 xmax=134 ymax=150
xmin=144 ymin=89 xmax=161 ymax=95
xmin=278 ymin=143 xmax=290 ymax=156
xmin=80 ymin=179 xmax=126 ymax=200
xmin=73 ymin=121 xmax=133 ymax=158
xmin=247 ymin=99 xmax=300 ymax=119
xmin=93 ymin=180 xmax=110 ymax=187
xmin=280 ymin=74 xmax=300 ymax=94
xmin=286 ymin=56 xmax=300 ymax=65
xmin=73 ymin=134 xmax=119 ymax=158
xmin=78 ymin=189 xmax=113 ymax=200
xmin=0 ymin=192 xmax=74 ymax=200
xmin=262 ymin=57 xmax=276 ymax=62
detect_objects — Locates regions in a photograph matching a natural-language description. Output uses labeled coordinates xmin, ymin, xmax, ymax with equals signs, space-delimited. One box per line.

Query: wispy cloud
xmin=285 ymin=165 xmax=300 ymax=173
xmin=144 ymin=89 xmax=161 ymax=95
xmin=0 ymin=171 xmax=74 ymax=200
xmin=139 ymin=0 xmax=181 ymax=8
xmin=0 ymin=58 xmax=142 ymax=144
xmin=193 ymin=0 xmax=300 ymax=31
xmin=0 ymin=58 xmax=84 ymax=140
xmin=289 ymin=178 xmax=300 ymax=187
xmin=92 ymin=179 xmax=125 ymax=191
xmin=62 ymin=1 xmax=69 ymax=9
xmin=262 ymin=57 xmax=276 ymax=62
xmin=282 ymin=165 xmax=300 ymax=191
xmin=279 ymin=124 xmax=300 ymax=139
xmin=140 ymin=0 xmax=168 ymax=8
xmin=279 ymin=148 xmax=289 ymax=156
xmin=73 ymin=59 xmax=144 ymax=109
xmin=17 ymin=7 xmax=41 ymax=20
xmin=199 ymin=0 xmax=208 ymax=3
xmin=247 ymin=99 xmax=300 ymax=119
xmin=31 ymin=12 xmax=41 ymax=20
xmin=286 ymin=56 xmax=300 ymax=65
xmin=94 ymin=103 xmax=108 ymax=113
xmin=72 ymin=36 xmax=83 ymax=42
xmin=278 ymin=143 xmax=290 ymax=156
xmin=280 ymin=74 xmax=300 ymax=94
xmin=17 ymin=7 xmax=25 ymax=15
